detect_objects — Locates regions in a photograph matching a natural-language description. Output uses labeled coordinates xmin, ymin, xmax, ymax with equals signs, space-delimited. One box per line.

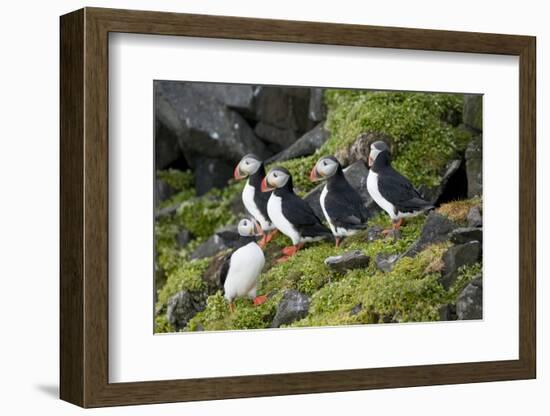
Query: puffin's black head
xmin=368 ymin=141 xmax=391 ymax=168
xmin=234 ymin=154 xmax=263 ymax=180
xmin=261 ymin=167 xmax=292 ymax=192
xmin=237 ymin=218 xmax=262 ymax=237
xmin=310 ymin=156 xmax=342 ymax=182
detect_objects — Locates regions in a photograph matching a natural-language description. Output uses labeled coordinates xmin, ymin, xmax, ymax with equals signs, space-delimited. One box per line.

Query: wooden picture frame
xmin=60 ymin=7 xmax=536 ymax=408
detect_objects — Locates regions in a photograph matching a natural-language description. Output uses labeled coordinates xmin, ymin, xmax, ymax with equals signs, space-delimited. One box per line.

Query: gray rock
xmin=350 ymin=303 xmax=362 ymax=316
xmin=375 ymin=253 xmax=400 ymax=272
xmin=166 ymin=290 xmax=208 ymax=331
xmin=176 ymin=230 xmax=191 ymax=248
xmin=304 ymin=161 xmax=379 ymax=220
xmin=193 ymin=157 xmax=234 ymax=196
xmin=253 ymin=86 xmax=311 ymax=132
xmin=456 ymin=276 xmax=483 ymax=320
xmin=465 ymin=135 xmax=482 ymax=198
xmin=254 ymin=122 xmax=298 ymax=149
xmin=267 ymin=123 xmax=329 ymax=163
xmin=155 ymin=178 xmax=176 ymax=207
xmin=308 ymin=88 xmax=326 ymax=122
xmin=154 ymin=202 xmax=180 ymax=220
xmin=463 ymin=95 xmax=483 ymax=132
xmin=403 ymin=212 xmax=459 ymax=257
xmin=190 ymin=225 xmax=243 ymax=259
xmin=439 ymin=241 xmax=482 ymax=289
xmin=271 ymin=290 xmax=310 ymax=328
xmin=335 ymin=131 xmax=394 ymax=166
xmin=450 ymin=227 xmax=483 ymax=244
xmin=155 ymin=119 xmax=183 ymax=170
xmin=467 ymin=207 xmax=483 ymax=228
xmin=325 ymin=250 xmax=370 ymax=273
xmin=438 ymin=304 xmax=457 ymax=321
xmin=155 ymin=81 xmax=270 ymax=164
xmin=190 ymin=83 xmax=256 ymax=115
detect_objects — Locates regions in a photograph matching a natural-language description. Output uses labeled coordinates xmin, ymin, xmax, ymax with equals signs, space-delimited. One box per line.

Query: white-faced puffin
xmin=367 ymin=140 xmax=433 ymax=233
xmin=234 ymin=154 xmax=278 ymax=247
xmin=310 ymin=156 xmax=369 ymax=246
xmin=220 ymin=218 xmax=267 ymax=312
xmin=261 ymin=167 xmax=332 ymax=262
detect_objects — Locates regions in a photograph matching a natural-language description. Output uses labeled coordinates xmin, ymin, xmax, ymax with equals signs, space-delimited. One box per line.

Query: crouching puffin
xmin=234 ymin=154 xmax=278 ymax=247
xmin=261 ymin=167 xmax=332 ymax=262
xmin=367 ymin=141 xmax=433 ymax=233
xmin=220 ymin=218 xmax=267 ymax=312
xmin=310 ymin=156 xmax=370 ymax=246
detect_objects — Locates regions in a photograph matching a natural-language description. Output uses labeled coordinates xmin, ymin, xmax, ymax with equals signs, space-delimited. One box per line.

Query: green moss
xmin=447 ymin=262 xmax=482 ymax=301
xmin=437 ymin=197 xmax=482 ymax=224
xmin=323 ymin=90 xmax=470 ymax=188
xmin=155 ymin=314 xmax=174 ymax=333
xmin=156 ymin=257 xmax=210 ymax=311
xmin=157 ymin=169 xmax=196 ymax=208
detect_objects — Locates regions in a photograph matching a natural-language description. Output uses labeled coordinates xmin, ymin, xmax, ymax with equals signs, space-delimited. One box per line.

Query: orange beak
xmin=309 ymin=166 xmax=320 ymax=182
xmin=234 ymin=165 xmax=244 ymax=180
xmin=261 ymin=177 xmax=273 ymax=192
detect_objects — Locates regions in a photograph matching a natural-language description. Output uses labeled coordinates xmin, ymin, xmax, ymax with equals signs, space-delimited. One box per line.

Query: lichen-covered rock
xmin=404 ymin=212 xmax=459 ymax=257
xmin=308 ymin=88 xmax=326 ymax=122
xmin=463 ymin=95 xmax=483 ymax=132
xmin=271 ymin=290 xmax=310 ymax=328
xmin=335 ymin=131 xmax=394 ymax=167
xmin=155 ymin=81 xmax=270 ymax=164
xmin=465 ymin=135 xmax=482 ymax=198
xmin=456 ymin=275 xmax=482 ymax=320
xmin=467 ymin=206 xmax=483 ymax=228
xmin=375 ymin=253 xmax=399 ymax=272
xmin=166 ymin=290 xmax=208 ymax=331
xmin=304 ymin=160 xmax=379 ymax=220
xmin=440 ymin=241 xmax=482 ymax=289
xmin=450 ymin=227 xmax=482 ymax=244
xmin=267 ymin=123 xmax=329 ymax=163
xmin=325 ymin=250 xmax=370 ymax=273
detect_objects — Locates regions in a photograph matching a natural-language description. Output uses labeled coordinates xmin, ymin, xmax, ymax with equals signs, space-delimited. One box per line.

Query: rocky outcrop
xmin=193 ymin=157 xmax=234 ymax=196
xmin=325 ymin=250 xmax=370 ymax=273
xmin=308 ymin=88 xmax=327 ymax=122
xmin=190 ymin=225 xmax=243 ymax=259
xmin=467 ymin=206 xmax=483 ymax=228
xmin=155 ymin=178 xmax=176 ymax=207
xmin=450 ymin=227 xmax=482 ymax=244
xmin=335 ymin=131 xmax=394 ymax=167
xmin=175 ymin=230 xmax=191 ymax=248
xmin=465 ymin=135 xmax=482 ymax=198
xmin=271 ymin=290 xmax=310 ymax=328
xmin=375 ymin=253 xmax=399 ymax=272
xmin=463 ymin=95 xmax=482 ymax=132
xmin=267 ymin=123 xmax=329 ymax=163
xmin=253 ymin=86 xmax=312 ymax=133
xmin=166 ymin=290 xmax=208 ymax=331
xmin=439 ymin=241 xmax=482 ymax=289
xmin=456 ymin=275 xmax=482 ymax=320
xmin=404 ymin=212 xmax=459 ymax=257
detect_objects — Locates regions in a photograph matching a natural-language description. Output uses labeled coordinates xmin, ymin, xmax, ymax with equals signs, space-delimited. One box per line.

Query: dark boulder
xmin=465 ymin=135 xmax=482 ymax=198
xmin=463 ymin=95 xmax=483 ymax=132
xmin=254 ymin=122 xmax=298 ymax=150
xmin=193 ymin=157 xmax=234 ymax=196
xmin=155 ymin=81 xmax=270 ymax=164
xmin=438 ymin=304 xmax=457 ymax=321
xmin=155 ymin=119 xmax=184 ymax=170
xmin=419 ymin=159 xmax=466 ymax=205
xmin=175 ymin=230 xmax=191 ymax=248
xmin=304 ymin=160 xmax=379 ymax=220
xmin=271 ymin=290 xmax=310 ymax=328
xmin=335 ymin=131 xmax=394 ymax=167
xmin=166 ymin=290 xmax=208 ymax=331
xmin=450 ymin=227 xmax=483 ymax=244
xmin=190 ymin=225 xmax=243 ymax=259
xmin=456 ymin=275 xmax=483 ymax=320
xmin=267 ymin=123 xmax=329 ymax=163
xmin=375 ymin=253 xmax=400 ymax=272
xmin=324 ymin=250 xmax=370 ymax=273
xmin=308 ymin=88 xmax=326 ymax=122
xmin=155 ymin=178 xmax=176 ymax=207
xmin=190 ymin=83 xmax=256 ymax=116
xmin=403 ymin=212 xmax=459 ymax=257
xmin=154 ymin=202 xmax=180 ymax=220
xmin=439 ymin=241 xmax=482 ymax=289
xmin=253 ymin=86 xmax=311 ymax=132
xmin=467 ymin=206 xmax=483 ymax=228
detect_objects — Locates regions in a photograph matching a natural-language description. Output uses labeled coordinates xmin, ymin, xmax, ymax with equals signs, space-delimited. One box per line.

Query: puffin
xmin=261 ymin=167 xmax=332 ymax=262
xmin=220 ymin=218 xmax=267 ymax=312
xmin=310 ymin=156 xmax=370 ymax=246
xmin=234 ymin=154 xmax=278 ymax=247
xmin=367 ymin=141 xmax=433 ymax=233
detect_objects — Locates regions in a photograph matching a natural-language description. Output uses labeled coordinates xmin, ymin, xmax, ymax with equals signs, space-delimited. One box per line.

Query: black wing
xmin=378 ymin=168 xmax=433 ymax=213
xmin=325 ymin=182 xmax=369 ymax=228
xmin=218 ymin=252 xmax=233 ymax=292
xmin=282 ymin=193 xmax=332 ymax=237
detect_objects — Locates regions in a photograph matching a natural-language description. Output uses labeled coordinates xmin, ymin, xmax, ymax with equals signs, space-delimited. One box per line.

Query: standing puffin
xmin=220 ymin=218 xmax=267 ymax=312
xmin=234 ymin=154 xmax=278 ymax=247
xmin=310 ymin=156 xmax=370 ymax=246
xmin=261 ymin=167 xmax=332 ymax=262
xmin=367 ymin=141 xmax=433 ymax=233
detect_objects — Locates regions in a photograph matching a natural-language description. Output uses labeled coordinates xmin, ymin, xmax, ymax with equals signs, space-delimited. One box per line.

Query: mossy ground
xmin=154 ymin=91 xmax=482 ymax=333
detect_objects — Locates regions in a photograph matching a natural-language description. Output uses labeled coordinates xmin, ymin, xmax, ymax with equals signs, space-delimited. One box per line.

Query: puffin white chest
xmin=367 ymin=171 xmax=397 ymax=220
xmin=224 ymin=242 xmax=265 ymax=301
xmin=267 ymin=193 xmax=301 ymax=245
xmin=242 ymin=181 xmax=270 ymax=230
xmin=320 ymin=186 xmax=336 ymax=234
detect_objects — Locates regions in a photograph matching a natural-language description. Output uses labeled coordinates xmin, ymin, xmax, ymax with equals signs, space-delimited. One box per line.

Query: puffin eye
xmin=273 ymin=173 xmax=278 ymax=178
xmin=323 ymin=161 xmax=327 ymax=166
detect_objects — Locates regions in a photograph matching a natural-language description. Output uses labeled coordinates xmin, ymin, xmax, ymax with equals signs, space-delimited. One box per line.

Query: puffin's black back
xmin=248 ymin=163 xmax=271 ymax=219
xmin=325 ymin=166 xmax=369 ymax=228
xmin=372 ymin=150 xmax=433 ymax=213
